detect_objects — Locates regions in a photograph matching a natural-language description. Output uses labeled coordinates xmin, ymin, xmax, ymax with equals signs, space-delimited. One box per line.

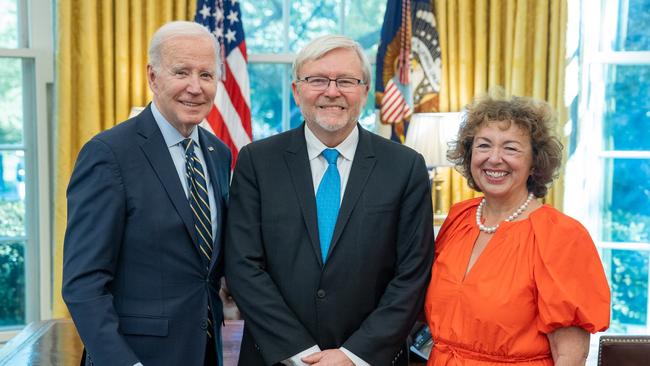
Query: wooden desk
xmin=0 ymin=319 xmax=243 ymax=366
xmin=0 ymin=319 xmax=82 ymax=366
xmin=0 ymin=319 xmax=426 ymax=365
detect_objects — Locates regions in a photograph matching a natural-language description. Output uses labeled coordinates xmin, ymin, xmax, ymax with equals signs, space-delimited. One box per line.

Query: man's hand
xmin=301 ymin=349 xmax=354 ymax=366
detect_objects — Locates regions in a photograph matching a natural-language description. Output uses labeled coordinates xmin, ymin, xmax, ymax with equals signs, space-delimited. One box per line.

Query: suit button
xmin=316 ymin=289 xmax=326 ymax=298
xmin=200 ymin=319 xmax=208 ymax=330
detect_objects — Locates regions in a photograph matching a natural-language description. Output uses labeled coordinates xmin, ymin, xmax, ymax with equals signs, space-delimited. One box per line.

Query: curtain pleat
xmin=434 ymin=0 xmax=568 ymax=215
xmin=53 ymin=0 xmax=196 ymax=318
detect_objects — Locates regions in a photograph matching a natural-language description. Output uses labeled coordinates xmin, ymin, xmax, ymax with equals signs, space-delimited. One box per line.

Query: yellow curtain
xmin=53 ymin=0 xmax=197 ymax=318
xmin=433 ymin=0 xmax=568 ymax=214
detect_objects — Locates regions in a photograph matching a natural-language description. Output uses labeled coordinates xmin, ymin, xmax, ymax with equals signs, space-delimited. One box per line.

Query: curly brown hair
xmin=447 ymin=91 xmax=564 ymax=198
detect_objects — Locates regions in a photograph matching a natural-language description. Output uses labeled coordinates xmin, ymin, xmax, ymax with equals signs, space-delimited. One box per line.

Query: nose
xmin=323 ymin=80 xmax=342 ymax=97
xmin=487 ymin=148 xmax=503 ymax=163
xmin=186 ymin=74 xmax=202 ymax=94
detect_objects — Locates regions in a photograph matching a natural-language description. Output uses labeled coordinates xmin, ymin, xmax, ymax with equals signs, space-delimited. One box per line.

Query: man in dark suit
xmin=225 ymin=35 xmax=434 ymax=366
xmin=62 ymin=21 xmax=230 ymax=366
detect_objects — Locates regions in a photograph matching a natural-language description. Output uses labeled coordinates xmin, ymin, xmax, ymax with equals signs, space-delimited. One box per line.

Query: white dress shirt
xmin=282 ymin=124 xmax=369 ymax=366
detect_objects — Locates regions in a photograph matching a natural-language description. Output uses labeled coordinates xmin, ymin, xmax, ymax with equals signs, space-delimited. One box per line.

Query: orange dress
xmin=424 ymin=198 xmax=610 ymax=365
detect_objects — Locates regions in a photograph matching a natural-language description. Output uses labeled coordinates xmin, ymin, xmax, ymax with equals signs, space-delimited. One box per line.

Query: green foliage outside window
xmin=0 ymin=0 xmax=25 ymax=327
xmin=0 ymin=241 xmax=24 ymax=327
xmin=0 ymin=47 xmax=23 ymax=146
xmin=0 ymin=200 xmax=25 ymax=237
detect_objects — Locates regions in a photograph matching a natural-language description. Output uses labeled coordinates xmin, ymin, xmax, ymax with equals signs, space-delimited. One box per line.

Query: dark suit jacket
xmin=62 ymin=105 xmax=231 ymax=366
xmin=225 ymin=124 xmax=434 ymax=365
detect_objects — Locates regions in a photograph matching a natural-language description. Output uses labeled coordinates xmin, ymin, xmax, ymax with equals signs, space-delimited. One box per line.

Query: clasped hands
xmin=301 ymin=349 xmax=354 ymax=366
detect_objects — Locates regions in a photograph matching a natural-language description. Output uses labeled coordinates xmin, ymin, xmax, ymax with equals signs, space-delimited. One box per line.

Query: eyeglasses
xmin=297 ymin=76 xmax=366 ymax=91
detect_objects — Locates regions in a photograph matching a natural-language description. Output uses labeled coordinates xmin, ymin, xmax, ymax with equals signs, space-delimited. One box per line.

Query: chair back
xmin=597 ymin=335 xmax=650 ymax=366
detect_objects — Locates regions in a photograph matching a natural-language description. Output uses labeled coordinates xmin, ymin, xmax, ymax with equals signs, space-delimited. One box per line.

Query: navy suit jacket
xmin=225 ymin=124 xmax=434 ymax=365
xmin=62 ymin=104 xmax=231 ymax=366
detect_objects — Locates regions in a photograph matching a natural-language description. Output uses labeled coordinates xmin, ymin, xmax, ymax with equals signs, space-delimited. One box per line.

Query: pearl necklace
xmin=475 ymin=193 xmax=535 ymax=234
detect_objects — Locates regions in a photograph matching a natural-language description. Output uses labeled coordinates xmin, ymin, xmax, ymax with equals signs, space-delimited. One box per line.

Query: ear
xmin=147 ymin=64 xmax=158 ymax=94
xmin=291 ymin=81 xmax=301 ymax=106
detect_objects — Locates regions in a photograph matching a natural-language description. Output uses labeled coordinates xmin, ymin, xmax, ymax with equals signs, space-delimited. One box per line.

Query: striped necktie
xmin=181 ymin=138 xmax=215 ymax=340
xmin=316 ymin=148 xmax=340 ymax=263
xmin=181 ymin=138 xmax=213 ymax=266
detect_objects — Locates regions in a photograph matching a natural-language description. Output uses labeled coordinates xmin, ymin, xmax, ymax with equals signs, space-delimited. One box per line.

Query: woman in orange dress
xmin=424 ymin=93 xmax=610 ymax=366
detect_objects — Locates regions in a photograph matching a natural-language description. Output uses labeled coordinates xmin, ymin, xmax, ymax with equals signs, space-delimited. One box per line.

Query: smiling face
xmin=291 ymin=47 xmax=369 ymax=146
xmin=148 ymin=34 xmax=217 ymax=137
xmin=470 ymin=121 xmax=534 ymax=201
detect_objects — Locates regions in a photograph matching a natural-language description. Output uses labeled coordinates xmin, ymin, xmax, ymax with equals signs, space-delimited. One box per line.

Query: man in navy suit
xmin=225 ymin=35 xmax=434 ymax=366
xmin=62 ymin=21 xmax=230 ymax=366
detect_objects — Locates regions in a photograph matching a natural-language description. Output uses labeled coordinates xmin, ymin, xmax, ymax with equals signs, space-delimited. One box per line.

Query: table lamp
xmin=405 ymin=112 xmax=462 ymax=217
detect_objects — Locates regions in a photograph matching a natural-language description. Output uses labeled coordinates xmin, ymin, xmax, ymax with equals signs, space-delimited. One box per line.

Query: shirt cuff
xmin=281 ymin=345 xmax=322 ymax=366
xmin=340 ymin=347 xmax=370 ymax=366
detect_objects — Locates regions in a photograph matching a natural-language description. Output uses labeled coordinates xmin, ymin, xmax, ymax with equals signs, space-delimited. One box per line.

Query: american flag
xmin=376 ymin=0 xmax=441 ymax=143
xmin=376 ymin=0 xmax=413 ymax=143
xmin=195 ymin=0 xmax=252 ymax=167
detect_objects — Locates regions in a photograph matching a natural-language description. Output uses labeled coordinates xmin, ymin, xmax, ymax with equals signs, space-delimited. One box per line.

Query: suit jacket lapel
xmin=328 ymin=126 xmax=376 ymax=259
xmin=136 ymin=105 xmax=198 ymax=247
xmin=197 ymin=127 xmax=227 ymax=270
xmin=284 ymin=126 xmax=323 ymax=266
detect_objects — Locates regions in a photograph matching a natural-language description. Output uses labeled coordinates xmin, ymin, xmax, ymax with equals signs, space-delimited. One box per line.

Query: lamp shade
xmin=404 ymin=112 xmax=462 ymax=168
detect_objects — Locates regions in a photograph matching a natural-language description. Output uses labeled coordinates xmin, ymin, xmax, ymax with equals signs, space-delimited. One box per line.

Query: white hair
xmin=148 ymin=21 xmax=219 ymax=74
xmin=292 ymin=34 xmax=371 ymax=84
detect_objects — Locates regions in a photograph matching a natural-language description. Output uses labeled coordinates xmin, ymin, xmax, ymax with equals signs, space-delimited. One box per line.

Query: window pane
xmin=602 ymin=248 xmax=649 ymax=333
xmin=0 ymin=240 xmax=25 ymax=326
xmin=612 ymin=0 xmax=650 ymax=51
xmin=290 ymin=0 xmax=340 ymax=53
xmin=0 ymin=57 xmax=24 ymax=145
xmin=0 ymin=150 xmax=26 ymax=238
xmin=241 ymin=0 xmax=284 ymax=53
xmin=602 ymin=65 xmax=650 ymax=151
xmin=601 ymin=158 xmax=650 ymax=243
xmin=0 ymin=0 xmax=19 ymax=48
xmin=344 ymin=0 xmax=386 ymax=55
xmin=250 ymin=63 xmax=285 ymax=140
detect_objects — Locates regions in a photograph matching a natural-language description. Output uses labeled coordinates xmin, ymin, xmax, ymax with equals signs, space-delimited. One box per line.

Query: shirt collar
xmin=151 ymin=101 xmax=200 ymax=148
xmin=304 ymin=123 xmax=359 ymax=162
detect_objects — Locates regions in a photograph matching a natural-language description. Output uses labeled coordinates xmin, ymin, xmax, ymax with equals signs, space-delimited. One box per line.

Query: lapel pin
xmin=208 ymin=146 xmax=214 ymax=151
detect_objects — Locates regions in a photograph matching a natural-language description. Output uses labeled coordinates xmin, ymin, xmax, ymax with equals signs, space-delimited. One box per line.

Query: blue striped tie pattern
xmin=316 ymin=149 xmax=340 ymax=263
xmin=182 ymin=138 xmax=213 ymax=266
xmin=181 ymin=138 xmax=214 ymax=339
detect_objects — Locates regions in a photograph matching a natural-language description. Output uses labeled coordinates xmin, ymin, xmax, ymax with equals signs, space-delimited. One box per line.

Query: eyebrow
xmin=168 ymin=64 xmax=187 ymax=72
xmin=169 ymin=64 xmax=215 ymax=74
xmin=474 ymin=136 xmax=524 ymax=145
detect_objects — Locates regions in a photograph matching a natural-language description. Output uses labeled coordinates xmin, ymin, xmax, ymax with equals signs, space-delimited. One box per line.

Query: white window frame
xmin=566 ymin=0 xmax=650 ymax=334
xmin=0 ymin=0 xmax=54 ymax=332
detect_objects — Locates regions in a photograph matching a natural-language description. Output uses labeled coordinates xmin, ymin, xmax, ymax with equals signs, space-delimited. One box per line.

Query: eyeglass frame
xmin=296 ymin=76 xmax=367 ymax=91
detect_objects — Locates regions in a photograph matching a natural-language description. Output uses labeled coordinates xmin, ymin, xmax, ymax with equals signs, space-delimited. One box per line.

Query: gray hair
xmin=148 ymin=21 xmax=219 ymax=74
xmin=292 ymin=35 xmax=371 ymax=85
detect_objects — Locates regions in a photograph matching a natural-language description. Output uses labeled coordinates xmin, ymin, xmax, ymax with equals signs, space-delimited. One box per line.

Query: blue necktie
xmin=316 ymin=149 xmax=340 ymax=263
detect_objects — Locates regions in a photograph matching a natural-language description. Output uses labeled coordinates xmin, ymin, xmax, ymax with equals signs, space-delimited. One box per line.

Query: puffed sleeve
xmin=530 ymin=208 xmax=611 ymax=334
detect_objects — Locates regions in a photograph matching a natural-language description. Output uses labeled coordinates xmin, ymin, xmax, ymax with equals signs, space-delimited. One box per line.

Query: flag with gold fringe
xmin=376 ymin=0 xmax=442 ymax=143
